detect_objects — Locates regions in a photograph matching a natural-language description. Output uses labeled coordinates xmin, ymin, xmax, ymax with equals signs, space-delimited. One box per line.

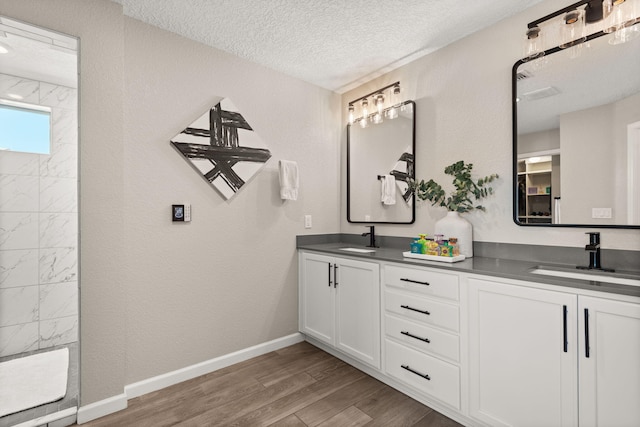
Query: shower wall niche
xmin=0 ymin=68 xmax=78 ymax=355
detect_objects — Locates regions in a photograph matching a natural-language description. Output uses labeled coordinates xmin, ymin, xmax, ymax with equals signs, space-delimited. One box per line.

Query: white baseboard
xmin=76 ymin=393 xmax=127 ymax=424
xmin=76 ymin=332 xmax=304 ymax=424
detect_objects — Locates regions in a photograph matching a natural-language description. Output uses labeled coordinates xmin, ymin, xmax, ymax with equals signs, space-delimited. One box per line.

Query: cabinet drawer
xmin=385 ymin=265 xmax=459 ymax=301
xmin=385 ymin=289 xmax=459 ymax=332
xmin=385 ymin=339 xmax=460 ymax=409
xmin=385 ymin=314 xmax=459 ymax=362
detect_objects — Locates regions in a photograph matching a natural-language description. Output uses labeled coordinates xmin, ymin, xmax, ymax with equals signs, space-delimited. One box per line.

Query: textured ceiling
xmin=111 ymin=0 xmax=544 ymax=92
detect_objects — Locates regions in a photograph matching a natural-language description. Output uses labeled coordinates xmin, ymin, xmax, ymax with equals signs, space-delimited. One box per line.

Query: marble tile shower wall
xmin=0 ymin=73 xmax=78 ymax=357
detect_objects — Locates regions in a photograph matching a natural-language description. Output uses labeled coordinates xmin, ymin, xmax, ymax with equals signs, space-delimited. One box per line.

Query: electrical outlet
xmin=592 ymin=208 xmax=612 ymax=219
xmin=304 ymin=215 xmax=312 ymax=229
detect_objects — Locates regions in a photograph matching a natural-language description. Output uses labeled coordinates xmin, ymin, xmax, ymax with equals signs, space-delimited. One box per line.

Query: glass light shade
xmin=359 ymin=117 xmax=368 ymax=128
xmin=361 ymin=98 xmax=369 ymax=120
xmin=376 ymin=94 xmax=384 ymax=114
xmin=524 ymin=26 xmax=545 ymax=60
xmin=603 ymin=0 xmax=636 ymax=32
xmin=348 ymin=105 xmax=355 ymax=124
xmin=609 ymin=22 xmax=640 ymax=43
xmin=387 ymin=106 xmax=398 ymax=120
xmin=372 ymin=112 xmax=383 ymax=124
xmin=559 ymin=9 xmax=587 ymax=48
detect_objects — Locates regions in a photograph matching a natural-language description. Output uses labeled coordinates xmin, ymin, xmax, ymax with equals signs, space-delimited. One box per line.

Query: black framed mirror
xmin=347 ymin=100 xmax=416 ymax=224
xmin=513 ymin=29 xmax=640 ymax=228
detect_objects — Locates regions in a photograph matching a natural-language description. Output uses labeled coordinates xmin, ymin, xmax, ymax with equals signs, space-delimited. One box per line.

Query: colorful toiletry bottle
xmin=426 ymin=240 xmax=440 ymax=256
xmin=449 ymin=238 xmax=460 ymax=256
xmin=440 ymin=240 xmax=452 ymax=257
xmin=417 ymin=234 xmax=428 ymax=254
xmin=410 ymin=239 xmax=422 ymax=254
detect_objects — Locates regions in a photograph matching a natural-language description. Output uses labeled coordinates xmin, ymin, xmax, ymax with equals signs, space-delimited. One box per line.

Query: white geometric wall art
xmin=170 ymin=98 xmax=272 ymax=200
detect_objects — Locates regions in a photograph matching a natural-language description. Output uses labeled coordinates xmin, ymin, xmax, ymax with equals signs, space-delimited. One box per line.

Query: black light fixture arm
xmin=348 ymin=81 xmax=400 ymax=107
xmin=528 ymin=0 xmax=604 ymax=28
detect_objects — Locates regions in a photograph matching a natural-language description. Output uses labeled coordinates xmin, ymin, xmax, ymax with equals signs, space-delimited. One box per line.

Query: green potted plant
xmin=409 ymin=160 xmax=498 ymax=257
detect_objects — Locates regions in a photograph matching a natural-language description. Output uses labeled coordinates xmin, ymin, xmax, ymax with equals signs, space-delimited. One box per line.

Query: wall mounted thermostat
xmin=172 ymin=204 xmax=191 ymax=222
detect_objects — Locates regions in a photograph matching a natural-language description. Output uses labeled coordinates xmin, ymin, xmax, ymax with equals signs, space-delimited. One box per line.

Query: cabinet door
xmin=335 ymin=257 xmax=380 ymax=369
xmin=579 ymin=296 xmax=640 ymax=427
xmin=468 ymin=278 xmax=577 ymax=427
xmin=299 ymin=252 xmax=335 ymax=345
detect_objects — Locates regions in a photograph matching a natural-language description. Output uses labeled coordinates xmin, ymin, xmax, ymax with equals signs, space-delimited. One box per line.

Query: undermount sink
xmin=530 ymin=267 xmax=640 ymax=287
xmin=339 ymin=247 xmax=376 ymax=253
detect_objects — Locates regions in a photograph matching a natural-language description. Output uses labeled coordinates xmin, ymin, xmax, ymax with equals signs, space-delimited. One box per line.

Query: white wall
xmin=518 ymin=128 xmax=560 ymax=155
xmin=121 ymin=17 xmax=340 ymax=385
xmin=341 ymin=0 xmax=640 ymax=251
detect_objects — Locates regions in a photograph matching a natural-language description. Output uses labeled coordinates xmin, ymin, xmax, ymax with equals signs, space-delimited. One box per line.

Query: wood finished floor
xmin=75 ymin=341 xmax=464 ymax=427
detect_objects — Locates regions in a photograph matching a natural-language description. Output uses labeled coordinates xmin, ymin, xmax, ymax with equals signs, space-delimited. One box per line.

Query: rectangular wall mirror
xmin=347 ymin=100 xmax=415 ymax=224
xmin=513 ymin=29 xmax=640 ymax=228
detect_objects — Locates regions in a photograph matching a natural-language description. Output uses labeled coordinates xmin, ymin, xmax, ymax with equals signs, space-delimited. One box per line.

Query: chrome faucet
xmin=362 ymin=225 xmax=377 ymax=248
xmin=577 ymin=232 xmax=614 ymax=272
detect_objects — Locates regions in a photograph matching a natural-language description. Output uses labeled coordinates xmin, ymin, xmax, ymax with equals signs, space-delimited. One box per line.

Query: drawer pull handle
xmin=401 ymin=331 xmax=430 ymax=343
xmin=400 ymin=278 xmax=430 ymax=286
xmin=401 ymin=364 xmax=430 ymax=380
xmin=400 ymin=304 xmax=430 ymax=316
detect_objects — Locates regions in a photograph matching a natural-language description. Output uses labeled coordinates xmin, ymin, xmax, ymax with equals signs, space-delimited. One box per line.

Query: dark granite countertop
xmin=297 ymin=242 xmax=640 ymax=298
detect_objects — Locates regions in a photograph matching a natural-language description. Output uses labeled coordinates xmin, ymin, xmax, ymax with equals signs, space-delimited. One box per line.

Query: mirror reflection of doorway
xmin=0 ymin=16 xmax=79 ymax=427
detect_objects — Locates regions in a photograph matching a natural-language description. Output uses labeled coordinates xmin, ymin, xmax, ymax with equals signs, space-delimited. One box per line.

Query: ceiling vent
xmin=522 ymin=86 xmax=560 ymax=101
xmin=516 ymin=69 xmax=533 ymax=81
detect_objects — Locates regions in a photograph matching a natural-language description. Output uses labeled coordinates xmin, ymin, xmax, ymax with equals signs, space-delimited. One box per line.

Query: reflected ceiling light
xmin=0 ymin=41 xmax=11 ymax=54
xmin=603 ymin=0 xmax=640 ymax=43
xmin=7 ymin=93 xmax=23 ymax=100
xmin=375 ymin=94 xmax=384 ymax=114
xmin=346 ymin=81 xmax=401 ymax=126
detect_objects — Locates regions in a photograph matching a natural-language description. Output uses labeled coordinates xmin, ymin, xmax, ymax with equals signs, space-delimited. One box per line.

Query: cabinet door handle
xmin=400 ymin=304 xmax=430 ymax=315
xmin=400 ymin=278 xmax=430 ymax=286
xmin=401 ymin=330 xmax=431 ymax=343
xmin=563 ymin=305 xmax=568 ymax=353
xmin=401 ymin=364 xmax=430 ymax=380
xmin=584 ymin=308 xmax=590 ymax=358
xmin=334 ymin=264 xmax=338 ymax=287
xmin=328 ymin=263 xmax=332 ymax=287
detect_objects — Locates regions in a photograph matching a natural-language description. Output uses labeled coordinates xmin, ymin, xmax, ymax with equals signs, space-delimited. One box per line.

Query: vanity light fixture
xmin=522 ymin=0 xmax=640 ymax=61
xmin=347 ymin=81 xmax=401 ymax=126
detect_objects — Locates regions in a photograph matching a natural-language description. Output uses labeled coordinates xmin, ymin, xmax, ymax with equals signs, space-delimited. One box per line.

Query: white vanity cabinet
xmin=299 ymin=251 xmax=381 ymax=369
xmin=382 ymin=264 xmax=462 ymax=410
xmin=578 ymin=296 xmax=640 ymax=427
xmin=468 ymin=276 xmax=640 ymax=427
xmin=298 ymin=248 xmax=640 ymax=427
xmin=468 ymin=277 xmax=578 ymax=427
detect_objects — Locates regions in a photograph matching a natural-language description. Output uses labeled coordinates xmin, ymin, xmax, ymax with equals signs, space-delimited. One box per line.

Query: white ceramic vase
xmin=434 ymin=211 xmax=473 ymax=257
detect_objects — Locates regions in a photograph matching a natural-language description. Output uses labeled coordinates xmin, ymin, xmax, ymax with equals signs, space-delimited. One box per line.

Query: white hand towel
xmin=279 ymin=160 xmax=299 ymax=200
xmin=381 ymin=174 xmax=396 ymax=205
